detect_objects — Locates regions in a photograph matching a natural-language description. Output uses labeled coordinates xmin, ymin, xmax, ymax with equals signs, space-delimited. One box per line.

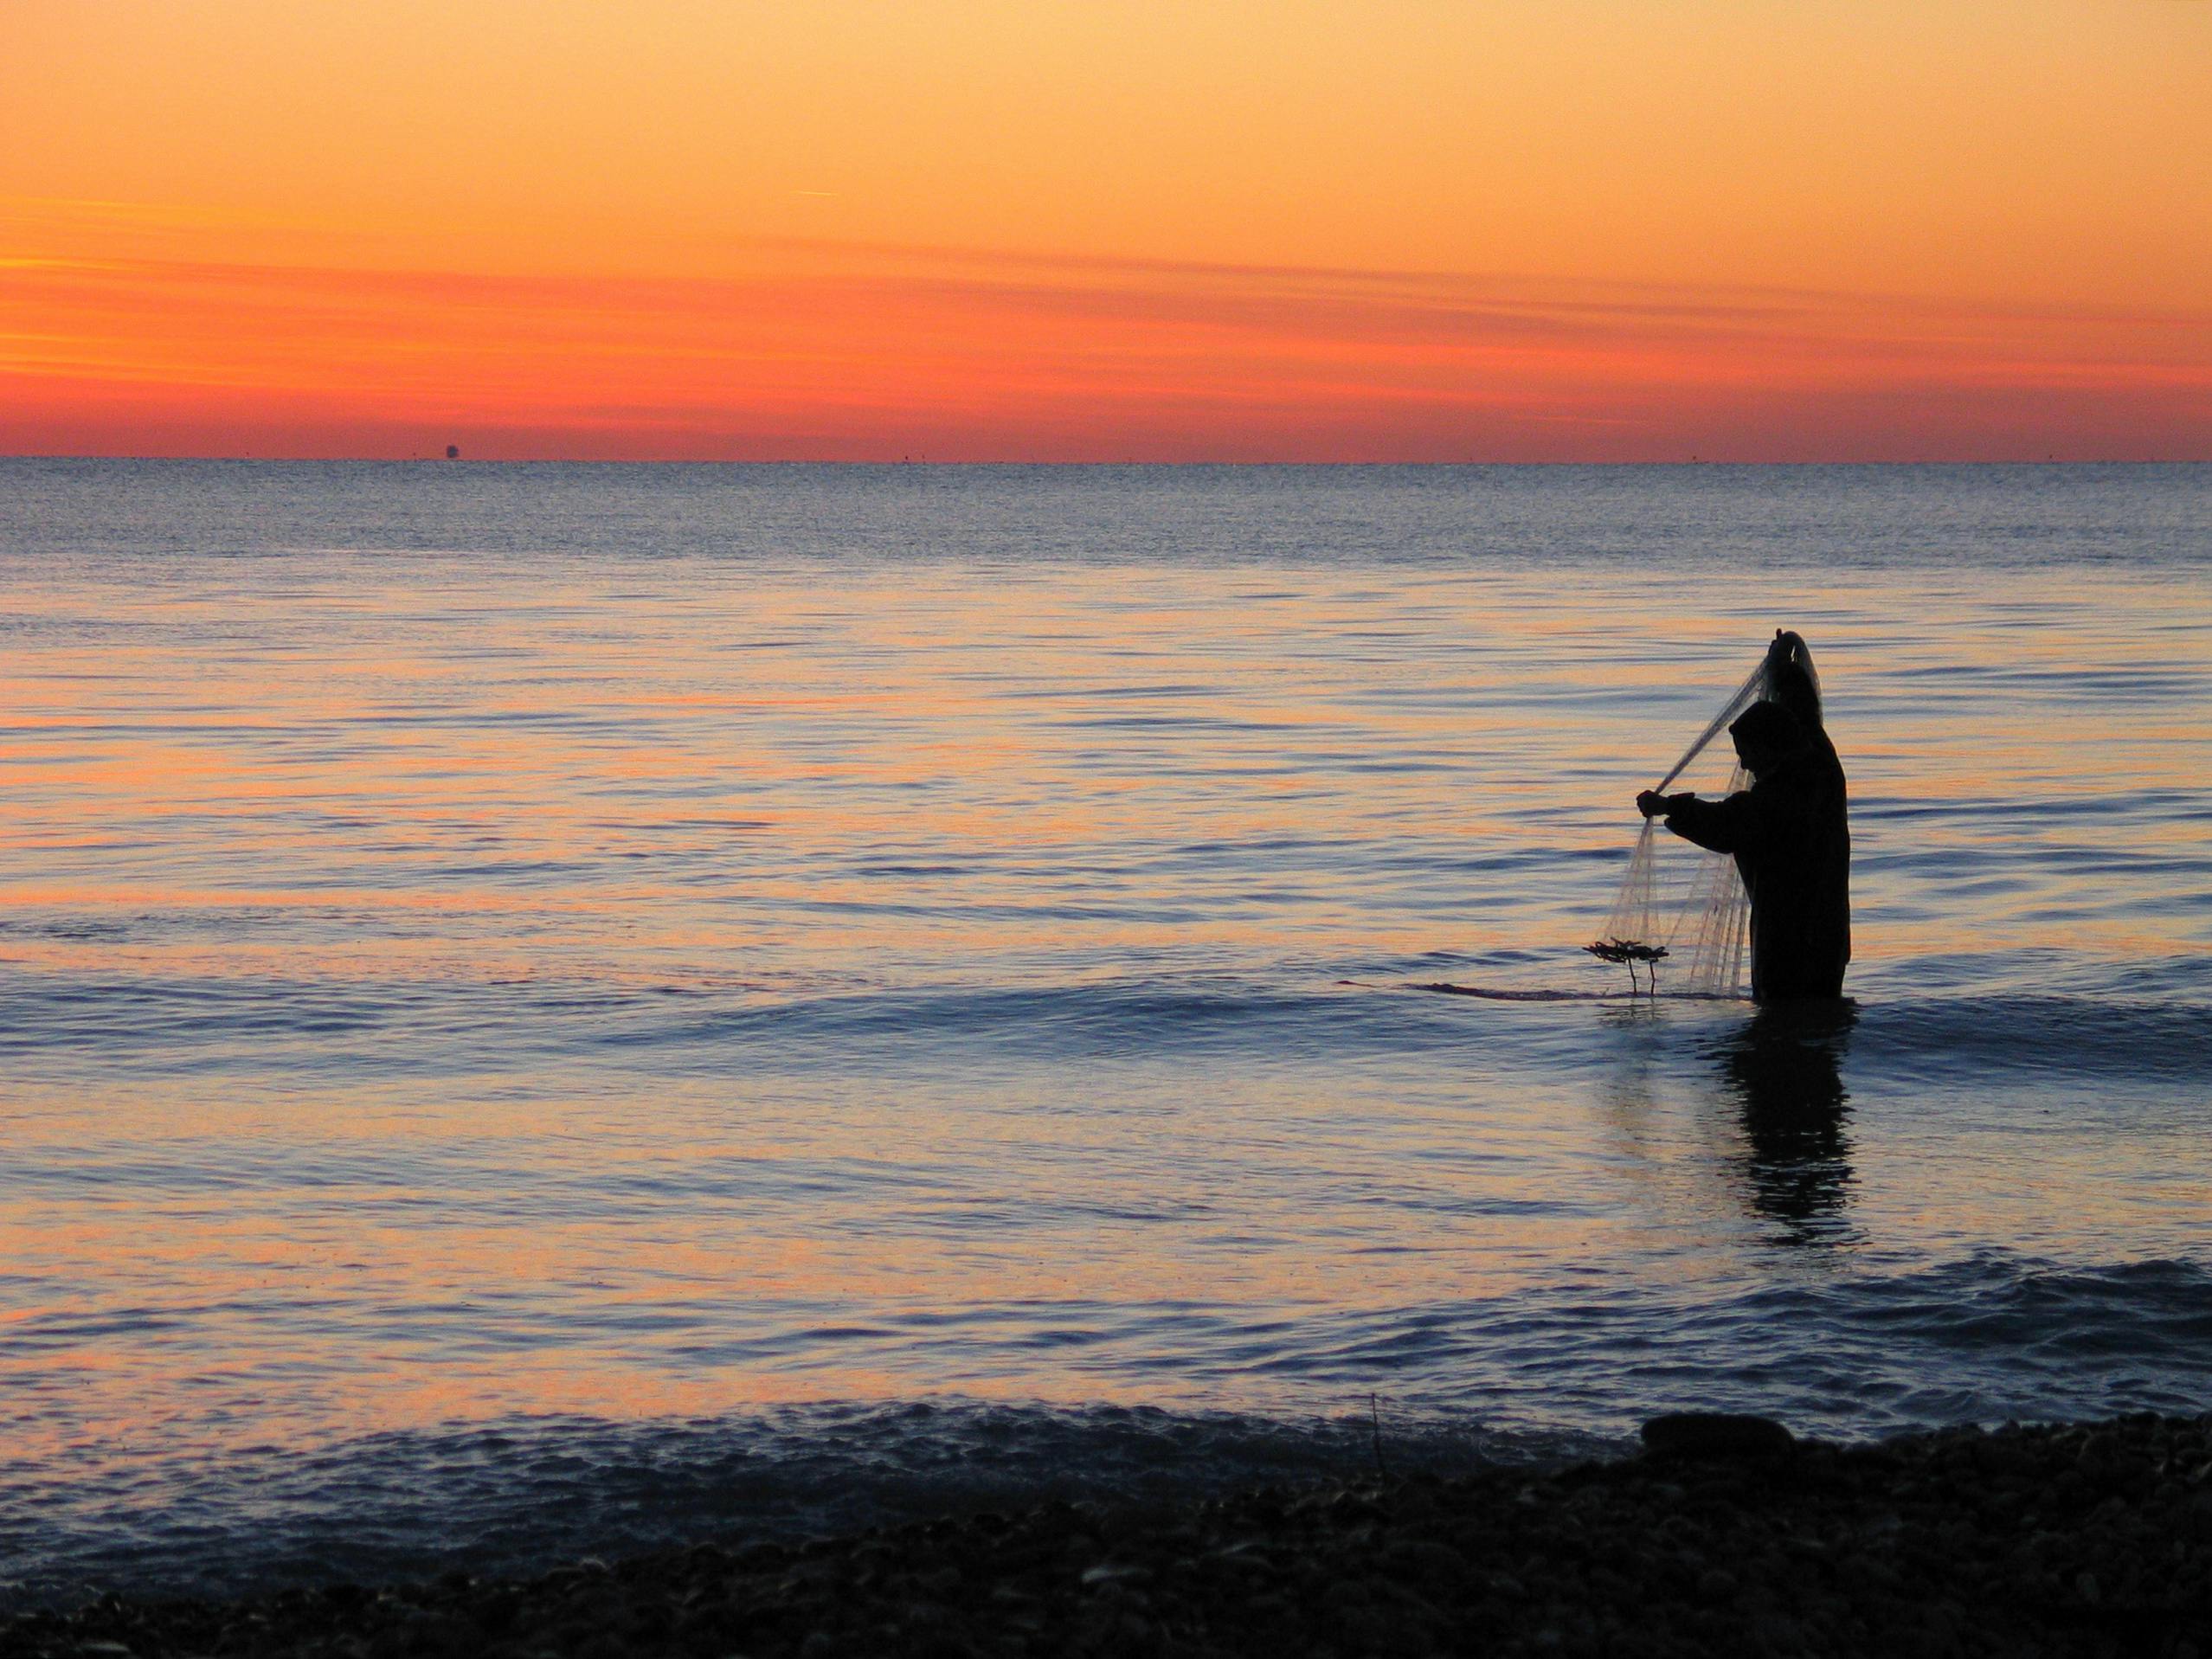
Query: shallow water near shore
xmin=2 ymin=460 xmax=2209 ymax=1605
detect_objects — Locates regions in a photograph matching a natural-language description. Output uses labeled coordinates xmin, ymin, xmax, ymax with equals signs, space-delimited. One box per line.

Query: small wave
xmin=0 ymin=1402 xmax=1574 ymax=1613
xmin=8 ymin=961 xmax=2210 ymax=1089
xmin=0 ymin=967 xmax=1470 ymax=1077
xmin=3 ymin=1255 xmax=2205 ymax=1611
xmin=1851 ymin=995 xmax=2212 ymax=1085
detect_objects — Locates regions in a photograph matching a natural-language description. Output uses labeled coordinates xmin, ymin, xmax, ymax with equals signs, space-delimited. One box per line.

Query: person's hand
xmin=1637 ymin=790 xmax=1670 ymax=818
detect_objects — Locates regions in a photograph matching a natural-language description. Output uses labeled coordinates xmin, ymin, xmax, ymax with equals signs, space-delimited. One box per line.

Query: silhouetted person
xmin=1637 ymin=631 xmax=1850 ymax=1001
xmin=1712 ymin=1002 xmax=1856 ymax=1241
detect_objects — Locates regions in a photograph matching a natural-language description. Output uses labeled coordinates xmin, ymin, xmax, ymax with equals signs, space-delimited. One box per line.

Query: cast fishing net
xmin=1587 ymin=641 xmax=1820 ymax=996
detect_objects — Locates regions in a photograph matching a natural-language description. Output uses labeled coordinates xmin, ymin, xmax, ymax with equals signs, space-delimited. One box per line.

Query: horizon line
xmin=4 ymin=453 xmax=2205 ymax=468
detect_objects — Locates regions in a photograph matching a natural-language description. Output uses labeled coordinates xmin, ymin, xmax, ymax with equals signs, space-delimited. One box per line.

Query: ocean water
xmin=2 ymin=460 xmax=2209 ymax=1606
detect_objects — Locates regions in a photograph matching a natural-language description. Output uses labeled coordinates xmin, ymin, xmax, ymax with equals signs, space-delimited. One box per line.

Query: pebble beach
xmin=10 ymin=1411 xmax=2209 ymax=1659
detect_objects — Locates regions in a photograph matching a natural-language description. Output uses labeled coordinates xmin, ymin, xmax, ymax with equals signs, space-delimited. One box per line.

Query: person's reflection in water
xmin=1711 ymin=1001 xmax=1859 ymax=1244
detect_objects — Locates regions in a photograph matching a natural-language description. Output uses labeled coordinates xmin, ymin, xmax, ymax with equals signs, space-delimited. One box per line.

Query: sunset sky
xmin=3 ymin=0 xmax=2206 ymax=461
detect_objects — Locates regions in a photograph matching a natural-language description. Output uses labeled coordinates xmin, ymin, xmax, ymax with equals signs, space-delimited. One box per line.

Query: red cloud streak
xmin=3 ymin=243 xmax=2206 ymax=461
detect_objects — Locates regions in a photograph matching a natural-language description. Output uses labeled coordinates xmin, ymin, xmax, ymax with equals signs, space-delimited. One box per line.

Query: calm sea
xmin=3 ymin=460 xmax=2209 ymax=1605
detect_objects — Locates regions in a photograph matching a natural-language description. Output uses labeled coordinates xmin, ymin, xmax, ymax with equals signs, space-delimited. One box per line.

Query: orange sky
xmin=3 ymin=0 xmax=2207 ymax=460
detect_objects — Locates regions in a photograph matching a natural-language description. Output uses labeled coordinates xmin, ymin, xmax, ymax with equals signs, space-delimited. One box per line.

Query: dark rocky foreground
xmin=8 ymin=1414 xmax=2209 ymax=1659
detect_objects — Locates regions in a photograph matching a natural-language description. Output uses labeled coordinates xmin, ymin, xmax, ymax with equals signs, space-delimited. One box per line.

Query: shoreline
xmin=7 ymin=1412 xmax=2207 ymax=1656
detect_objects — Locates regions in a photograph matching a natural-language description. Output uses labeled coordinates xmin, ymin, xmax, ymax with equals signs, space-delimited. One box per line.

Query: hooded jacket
xmin=1661 ymin=640 xmax=1850 ymax=1000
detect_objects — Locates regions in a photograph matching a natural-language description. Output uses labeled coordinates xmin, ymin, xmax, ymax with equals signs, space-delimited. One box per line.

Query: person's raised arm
xmin=1637 ymin=788 xmax=1758 ymax=855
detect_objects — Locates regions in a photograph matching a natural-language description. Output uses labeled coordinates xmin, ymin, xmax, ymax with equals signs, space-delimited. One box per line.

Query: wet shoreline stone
xmin=5 ymin=1412 xmax=2209 ymax=1657
xmin=1639 ymin=1411 xmax=1799 ymax=1463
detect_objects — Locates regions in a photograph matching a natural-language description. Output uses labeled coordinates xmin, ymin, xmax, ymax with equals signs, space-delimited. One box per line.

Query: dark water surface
xmin=2 ymin=461 xmax=2208 ymax=1604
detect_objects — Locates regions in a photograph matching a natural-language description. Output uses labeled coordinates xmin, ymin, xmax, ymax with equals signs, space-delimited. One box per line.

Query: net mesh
xmin=1589 ymin=648 xmax=1809 ymax=997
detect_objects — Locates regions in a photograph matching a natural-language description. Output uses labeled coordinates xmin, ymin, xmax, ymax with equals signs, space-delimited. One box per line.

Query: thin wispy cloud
xmin=3 ymin=225 xmax=2205 ymax=460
